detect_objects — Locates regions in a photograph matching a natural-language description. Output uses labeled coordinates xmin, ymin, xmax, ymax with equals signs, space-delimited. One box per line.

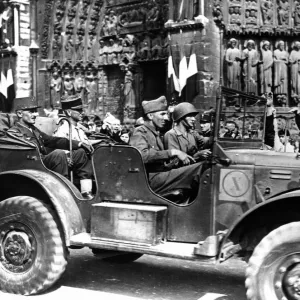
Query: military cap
xmin=200 ymin=113 xmax=211 ymax=123
xmin=61 ymin=95 xmax=83 ymax=111
xmin=14 ymin=96 xmax=40 ymax=111
xmin=142 ymin=96 xmax=167 ymax=114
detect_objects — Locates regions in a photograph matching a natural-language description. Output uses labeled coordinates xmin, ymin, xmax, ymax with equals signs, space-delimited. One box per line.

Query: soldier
xmin=54 ymin=96 xmax=90 ymax=145
xmin=130 ymin=96 xmax=203 ymax=202
xmin=200 ymin=113 xmax=212 ymax=137
xmin=8 ymin=96 xmax=94 ymax=200
xmin=164 ymin=102 xmax=211 ymax=162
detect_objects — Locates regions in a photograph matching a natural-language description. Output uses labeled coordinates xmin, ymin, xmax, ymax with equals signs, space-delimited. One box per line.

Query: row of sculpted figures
xmin=225 ymin=38 xmax=300 ymax=106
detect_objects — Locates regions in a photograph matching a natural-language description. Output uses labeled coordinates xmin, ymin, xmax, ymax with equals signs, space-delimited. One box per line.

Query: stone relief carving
xmin=261 ymin=0 xmax=274 ymax=25
xmin=277 ymin=0 xmax=290 ymax=25
xmin=293 ymin=0 xmax=300 ymax=26
xmin=41 ymin=0 xmax=55 ymax=58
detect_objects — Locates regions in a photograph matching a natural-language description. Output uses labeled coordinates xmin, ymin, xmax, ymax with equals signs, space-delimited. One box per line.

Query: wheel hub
xmin=0 ymin=223 xmax=36 ymax=273
xmin=274 ymin=254 xmax=300 ymax=300
xmin=3 ymin=231 xmax=32 ymax=265
xmin=284 ymin=264 xmax=300 ymax=299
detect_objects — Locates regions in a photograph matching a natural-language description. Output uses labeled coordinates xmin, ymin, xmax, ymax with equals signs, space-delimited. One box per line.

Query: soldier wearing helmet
xmin=130 ymin=96 xmax=203 ymax=202
xmin=164 ymin=102 xmax=211 ymax=163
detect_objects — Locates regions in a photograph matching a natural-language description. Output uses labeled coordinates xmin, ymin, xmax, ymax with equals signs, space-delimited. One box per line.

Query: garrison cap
xmin=14 ymin=96 xmax=40 ymax=111
xmin=142 ymin=96 xmax=167 ymax=114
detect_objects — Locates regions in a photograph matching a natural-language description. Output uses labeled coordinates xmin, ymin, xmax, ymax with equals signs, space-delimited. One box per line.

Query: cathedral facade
xmin=1 ymin=0 xmax=299 ymax=123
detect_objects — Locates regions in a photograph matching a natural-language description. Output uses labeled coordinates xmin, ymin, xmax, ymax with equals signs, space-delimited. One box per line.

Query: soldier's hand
xmin=171 ymin=149 xmax=196 ymax=165
xmin=80 ymin=142 xmax=94 ymax=155
xmin=67 ymin=157 xmax=74 ymax=168
xmin=194 ymin=150 xmax=211 ymax=161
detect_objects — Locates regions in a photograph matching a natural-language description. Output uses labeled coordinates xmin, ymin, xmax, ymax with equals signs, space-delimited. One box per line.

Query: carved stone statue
xmin=151 ymin=36 xmax=163 ymax=59
xmin=278 ymin=0 xmax=289 ymax=25
xmin=50 ymin=70 xmax=62 ymax=108
xmin=107 ymin=39 xmax=116 ymax=65
xmin=225 ymin=38 xmax=242 ymax=90
xmin=65 ymin=25 xmax=74 ymax=61
xmin=289 ymin=41 xmax=300 ymax=97
xmin=85 ymin=74 xmax=98 ymax=113
xmin=75 ymin=34 xmax=84 ymax=61
xmin=87 ymin=33 xmax=96 ymax=61
xmin=123 ymin=67 xmax=136 ymax=108
xmin=108 ymin=10 xmax=118 ymax=35
xmin=274 ymin=41 xmax=288 ymax=95
xmin=63 ymin=74 xmax=75 ymax=96
xmin=74 ymin=73 xmax=86 ymax=104
xmin=242 ymin=40 xmax=261 ymax=94
xmin=260 ymin=40 xmax=273 ymax=94
xmin=112 ymin=39 xmax=119 ymax=64
xmin=52 ymin=34 xmax=62 ymax=60
xmin=99 ymin=40 xmax=108 ymax=65
xmin=116 ymin=38 xmax=123 ymax=63
xmin=138 ymin=38 xmax=150 ymax=60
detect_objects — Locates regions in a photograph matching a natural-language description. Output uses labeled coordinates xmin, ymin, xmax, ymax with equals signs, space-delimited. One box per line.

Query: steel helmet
xmin=172 ymin=102 xmax=199 ymax=122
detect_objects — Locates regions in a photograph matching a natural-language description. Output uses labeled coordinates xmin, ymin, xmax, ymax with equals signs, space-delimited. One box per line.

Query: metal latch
xmin=27 ymin=155 xmax=38 ymax=160
xmin=128 ymin=168 xmax=139 ymax=173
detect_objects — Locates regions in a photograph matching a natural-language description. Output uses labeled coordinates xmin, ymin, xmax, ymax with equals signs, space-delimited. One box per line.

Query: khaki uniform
xmin=8 ymin=122 xmax=92 ymax=180
xmin=54 ymin=121 xmax=90 ymax=145
xmin=164 ymin=127 xmax=211 ymax=158
xmin=130 ymin=121 xmax=202 ymax=195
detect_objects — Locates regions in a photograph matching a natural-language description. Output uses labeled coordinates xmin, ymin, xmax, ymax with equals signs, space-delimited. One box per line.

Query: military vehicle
xmin=0 ymin=87 xmax=299 ymax=300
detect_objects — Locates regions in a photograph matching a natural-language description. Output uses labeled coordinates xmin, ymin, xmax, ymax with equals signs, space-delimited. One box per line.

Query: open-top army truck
xmin=0 ymin=87 xmax=300 ymax=300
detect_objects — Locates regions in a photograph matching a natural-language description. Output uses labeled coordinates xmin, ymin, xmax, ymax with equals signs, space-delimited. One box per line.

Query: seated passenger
xmin=200 ymin=113 xmax=212 ymax=138
xmin=277 ymin=129 xmax=295 ymax=153
xmin=164 ymin=102 xmax=211 ymax=163
xmin=221 ymin=120 xmax=241 ymax=139
xmin=100 ymin=112 xmax=122 ymax=143
xmin=8 ymin=96 xmax=94 ymax=200
xmin=130 ymin=96 xmax=203 ymax=202
xmin=54 ymin=97 xmax=90 ymax=145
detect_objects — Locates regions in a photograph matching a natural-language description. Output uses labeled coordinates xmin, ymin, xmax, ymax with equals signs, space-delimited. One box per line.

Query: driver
xmin=164 ymin=102 xmax=211 ymax=162
xmin=7 ymin=96 xmax=94 ymax=200
xmin=130 ymin=96 xmax=203 ymax=200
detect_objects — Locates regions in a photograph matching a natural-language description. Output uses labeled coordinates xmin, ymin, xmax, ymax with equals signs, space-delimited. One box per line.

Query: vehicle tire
xmin=103 ymin=253 xmax=143 ymax=263
xmin=245 ymin=222 xmax=300 ymax=300
xmin=0 ymin=196 xmax=67 ymax=295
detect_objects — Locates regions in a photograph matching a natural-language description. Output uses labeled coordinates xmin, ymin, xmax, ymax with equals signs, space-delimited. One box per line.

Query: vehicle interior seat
xmin=160 ymin=189 xmax=190 ymax=205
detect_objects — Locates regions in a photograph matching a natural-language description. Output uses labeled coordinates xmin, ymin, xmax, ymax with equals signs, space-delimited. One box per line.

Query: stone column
xmin=166 ymin=0 xmax=174 ymax=26
xmin=29 ymin=0 xmax=39 ymax=101
xmin=10 ymin=1 xmax=20 ymax=47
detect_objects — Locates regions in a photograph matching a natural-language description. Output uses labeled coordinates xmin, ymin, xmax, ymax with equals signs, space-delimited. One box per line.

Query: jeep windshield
xmin=216 ymin=87 xmax=267 ymax=149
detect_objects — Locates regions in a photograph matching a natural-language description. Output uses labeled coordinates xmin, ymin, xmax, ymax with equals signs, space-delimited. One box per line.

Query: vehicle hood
xmin=224 ymin=149 xmax=300 ymax=168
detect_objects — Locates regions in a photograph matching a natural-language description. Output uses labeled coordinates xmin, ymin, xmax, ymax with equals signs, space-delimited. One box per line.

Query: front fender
xmin=218 ymin=189 xmax=300 ymax=259
xmin=0 ymin=170 xmax=85 ymax=246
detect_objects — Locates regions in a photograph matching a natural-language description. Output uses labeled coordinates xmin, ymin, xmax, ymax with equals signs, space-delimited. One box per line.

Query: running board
xmin=70 ymin=233 xmax=216 ymax=262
